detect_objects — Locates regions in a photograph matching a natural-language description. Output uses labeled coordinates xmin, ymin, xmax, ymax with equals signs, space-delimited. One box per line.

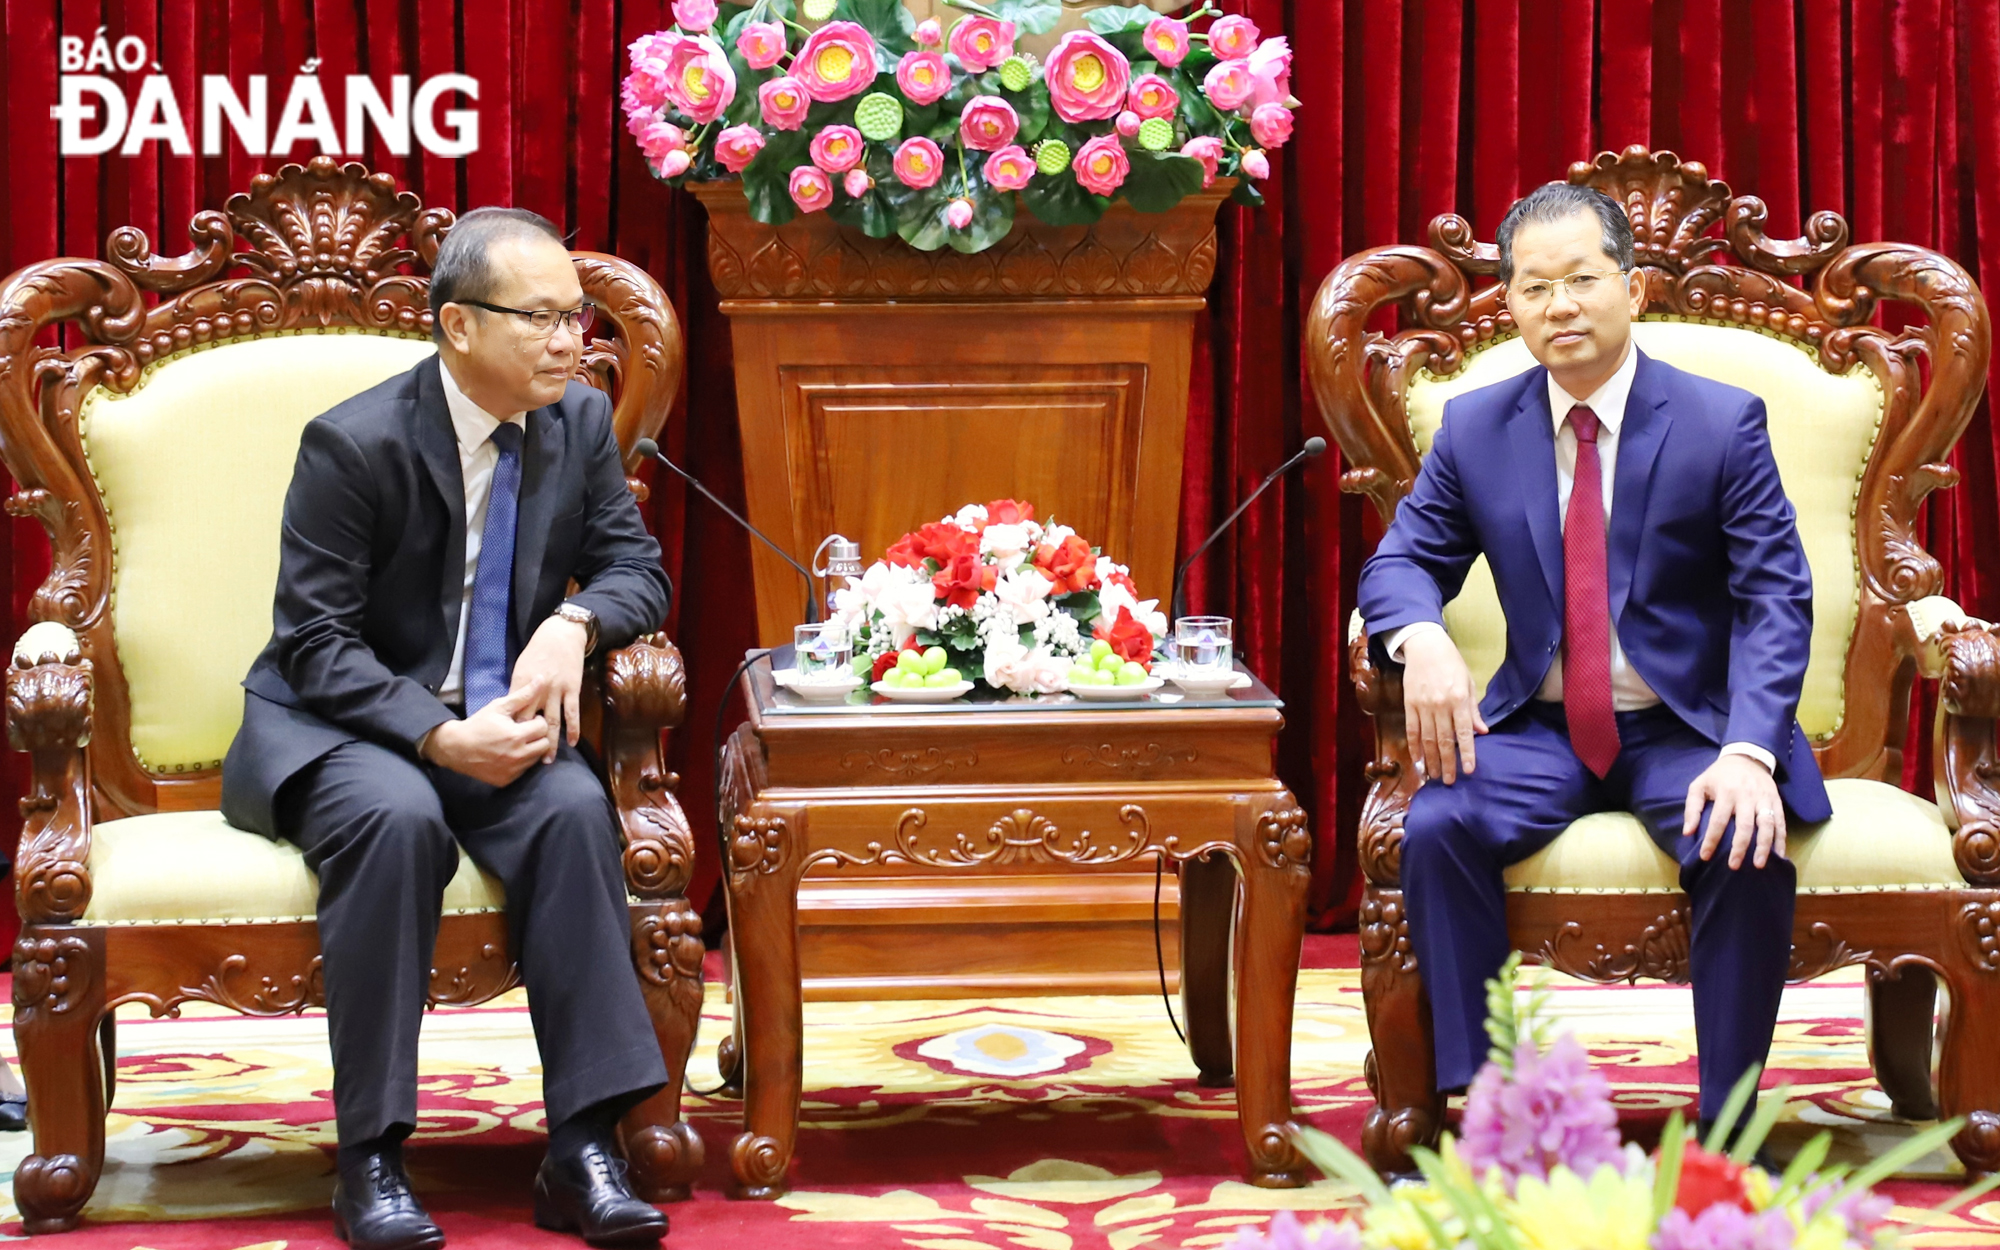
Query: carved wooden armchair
xmin=1306 ymin=147 xmax=2000 ymax=1177
xmin=0 ymin=158 xmax=704 ymax=1233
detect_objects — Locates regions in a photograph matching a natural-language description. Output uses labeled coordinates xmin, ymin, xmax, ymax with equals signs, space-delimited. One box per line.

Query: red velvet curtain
xmin=1 ymin=0 xmax=1995 ymax=949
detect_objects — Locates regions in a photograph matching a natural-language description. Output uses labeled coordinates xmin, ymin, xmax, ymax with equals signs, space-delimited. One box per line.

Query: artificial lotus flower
xmin=947 ymin=15 xmax=1015 ymax=71
xmin=914 ymin=17 xmax=943 ymax=47
xmin=736 ymin=20 xmax=786 ymax=70
xmin=1203 ymin=58 xmax=1256 ymax=112
xmin=758 ymin=75 xmax=810 ymax=129
xmin=896 ymin=49 xmax=952 ymax=105
xmin=1241 ymin=149 xmax=1271 ymax=180
xmin=661 ymin=34 xmax=735 ymax=123
xmin=671 ymin=0 xmax=718 ymax=32
xmin=945 ymin=198 xmax=975 ymax=230
xmin=650 ymin=147 xmax=692 ymax=179
xmin=959 ymin=96 xmax=1020 ymax=150
xmin=893 ymin=136 xmax=945 ymax=189
xmin=1181 ymin=135 xmax=1223 ymax=187
xmin=713 ymin=123 xmax=766 ymax=172
xmin=1250 ymin=102 xmax=1293 ymax=148
xmin=635 ymin=119 xmax=686 ymax=167
xmin=1044 ymin=30 xmax=1131 ymax=122
xmin=1115 ymin=110 xmax=1141 ymax=137
xmin=788 ymin=165 xmax=834 ymax=212
xmin=1142 ymin=15 xmax=1190 ymax=66
xmin=843 ymin=168 xmax=873 ymax=198
xmin=1243 ymin=37 xmax=1294 ymax=109
xmin=809 ymin=125 xmax=865 ymax=173
xmin=1208 ymin=14 xmax=1260 ymax=59
xmin=1072 ymin=133 xmax=1130 ymax=195
xmin=1128 ymin=73 xmax=1179 ymax=120
xmin=793 ymin=21 xmax=878 ymax=102
xmin=983 ymin=145 xmax=1034 ymax=191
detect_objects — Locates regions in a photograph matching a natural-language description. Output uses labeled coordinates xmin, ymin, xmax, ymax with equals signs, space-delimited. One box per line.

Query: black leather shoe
xmin=0 ymin=1095 xmax=26 ymax=1133
xmin=332 ymin=1150 xmax=445 ymax=1250
xmin=534 ymin=1140 xmax=667 ymax=1247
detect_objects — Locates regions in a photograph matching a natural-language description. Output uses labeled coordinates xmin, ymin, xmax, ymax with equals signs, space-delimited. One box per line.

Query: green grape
xmin=1115 ymin=662 xmax=1148 ymax=686
xmin=883 ymin=668 xmax=906 ymax=688
xmin=897 ymin=649 xmax=924 ymax=671
xmin=1097 ymin=651 xmax=1124 ymax=673
xmin=923 ymin=645 xmax=949 ymax=674
xmin=924 ymin=670 xmax=956 ymax=688
xmin=937 ymin=667 xmax=961 ymax=685
xmin=854 ymin=92 xmax=904 ymax=142
xmin=1137 ymin=117 xmax=1174 ymax=151
xmin=1089 ymin=639 xmax=1113 ymax=660
xmin=1034 ymin=139 xmax=1072 ymax=175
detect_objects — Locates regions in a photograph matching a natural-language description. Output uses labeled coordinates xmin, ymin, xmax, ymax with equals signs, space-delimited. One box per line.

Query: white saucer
xmin=1167 ymin=669 xmax=1250 ymax=698
xmin=773 ymin=668 xmax=864 ymax=703
xmin=1067 ymin=675 xmax=1166 ymax=700
xmin=870 ymin=679 xmax=974 ymax=703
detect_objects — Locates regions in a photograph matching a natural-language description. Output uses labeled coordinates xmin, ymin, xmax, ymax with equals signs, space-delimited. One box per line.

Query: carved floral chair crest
xmin=0 ymin=157 xmax=703 ymax=1232
xmin=1307 ymin=147 xmax=2000 ymax=1176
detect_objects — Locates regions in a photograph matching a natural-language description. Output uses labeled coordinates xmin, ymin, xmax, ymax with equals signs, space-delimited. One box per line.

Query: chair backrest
xmin=1307 ymin=147 xmax=1991 ymax=782
xmin=0 ymin=157 xmax=683 ymax=818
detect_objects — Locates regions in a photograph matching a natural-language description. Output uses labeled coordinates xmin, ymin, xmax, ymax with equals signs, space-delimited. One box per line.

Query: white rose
xmin=979 ymin=521 xmax=1035 ymax=571
xmin=991 ymin=567 xmax=1053 ymax=623
xmin=952 ymin=503 xmax=989 ymax=530
xmin=1019 ymin=646 xmax=1069 ymax=694
xmin=874 ymin=569 xmax=941 ymax=648
xmin=982 ymin=634 xmax=1031 ymax=691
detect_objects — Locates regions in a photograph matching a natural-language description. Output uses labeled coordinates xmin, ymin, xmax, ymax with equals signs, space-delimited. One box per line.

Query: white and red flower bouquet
xmin=620 ymin=0 xmax=1298 ymax=253
xmin=827 ymin=499 xmax=1166 ymax=695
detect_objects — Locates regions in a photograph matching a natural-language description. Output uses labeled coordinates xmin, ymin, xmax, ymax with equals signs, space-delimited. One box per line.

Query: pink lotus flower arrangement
xmin=621 ymin=0 xmax=1298 ymax=253
xmin=1241 ymin=954 xmax=1996 ymax=1250
xmin=826 ymin=499 xmax=1167 ymax=695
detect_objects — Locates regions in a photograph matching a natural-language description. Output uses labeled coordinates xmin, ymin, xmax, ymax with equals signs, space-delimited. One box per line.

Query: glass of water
xmin=1174 ymin=616 xmax=1234 ymax=680
xmin=793 ymin=623 xmax=852 ymax=679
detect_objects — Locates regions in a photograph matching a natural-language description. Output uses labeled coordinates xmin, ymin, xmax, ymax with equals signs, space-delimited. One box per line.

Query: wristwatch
xmin=553 ymin=601 xmax=599 ymax=654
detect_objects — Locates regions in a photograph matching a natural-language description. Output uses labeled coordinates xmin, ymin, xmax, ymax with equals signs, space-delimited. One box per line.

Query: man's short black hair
xmin=1495 ymin=183 xmax=1635 ymax=286
xmin=428 ymin=207 xmax=566 ymax=343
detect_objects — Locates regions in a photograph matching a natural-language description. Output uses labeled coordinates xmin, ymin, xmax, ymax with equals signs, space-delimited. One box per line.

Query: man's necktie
xmin=463 ymin=422 xmax=523 ymax=713
xmin=1562 ymin=405 xmax=1621 ymax=778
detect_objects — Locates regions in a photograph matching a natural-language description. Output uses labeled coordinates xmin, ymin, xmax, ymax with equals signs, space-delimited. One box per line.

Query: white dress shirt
xmin=1386 ymin=343 xmax=1774 ymax=771
xmin=437 ymin=359 xmax=527 ymax=704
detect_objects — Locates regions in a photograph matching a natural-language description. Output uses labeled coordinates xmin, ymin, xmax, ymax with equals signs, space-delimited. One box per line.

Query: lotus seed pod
xmin=1137 ymin=116 xmax=1174 ymax=151
xmin=854 ymin=92 xmax=904 ymax=140
xmin=1034 ymin=138 xmax=1072 ymax=174
xmin=998 ymin=55 xmax=1033 ymax=92
xmin=801 ymin=0 xmax=836 ymax=19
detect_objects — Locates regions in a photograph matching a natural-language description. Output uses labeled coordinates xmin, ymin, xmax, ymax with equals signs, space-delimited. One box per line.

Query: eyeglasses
xmin=1508 ymin=269 xmax=1628 ymax=307
xmin=460 ymin=299 xmax=596 ymax=337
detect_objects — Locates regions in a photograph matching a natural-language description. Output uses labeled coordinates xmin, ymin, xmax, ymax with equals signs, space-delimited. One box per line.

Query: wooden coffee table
xmin=715 ymin=656 xmax=1313 ymax=1197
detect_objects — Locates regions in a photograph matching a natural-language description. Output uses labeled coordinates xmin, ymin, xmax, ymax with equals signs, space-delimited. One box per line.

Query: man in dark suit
xmin=223 ymin=207 xmax=672 ymax=1250
xmin=1357 ymin=183 xmax=1829 ymax=1140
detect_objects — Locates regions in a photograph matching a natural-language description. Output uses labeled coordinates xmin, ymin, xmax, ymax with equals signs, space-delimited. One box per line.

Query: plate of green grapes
xmin=872 ymin=646 xmax=974 ymax=702
xmin=1066 ymin=642 xmax=1164 ymax=700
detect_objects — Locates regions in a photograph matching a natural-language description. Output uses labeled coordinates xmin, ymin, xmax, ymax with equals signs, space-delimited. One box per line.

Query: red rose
xmin=984 ymin=498 xmax=1037 ymax=526
xmin=1673 ymin=1144 xmax=1754 ymax=1215
xmin=1034 ymin=534 xmax=1098 ymax=593
xmin=932 ymin=552 xmax=997 ymax=610
xmin=870 ymin=650 xmax=900 ymax=682
xmin=1103 ymin=566 xmax=1138 ymax=595
xmin=1097 ymin=605 xmax=1154 ymax=666
xmin=887 ymin=521 xmax=977 ymax=569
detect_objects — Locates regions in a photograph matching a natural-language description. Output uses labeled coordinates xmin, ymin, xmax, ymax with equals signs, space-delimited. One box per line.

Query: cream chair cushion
xmin=81 ymin=810 xmax=506 ymax=925
xmin=79 ymin=330 xmax=439 ymax=775
xmin=1503 ymin=778 xmax=1962 ymax=894
xmin=1402 ymin=320 xmax=1885 ymax=740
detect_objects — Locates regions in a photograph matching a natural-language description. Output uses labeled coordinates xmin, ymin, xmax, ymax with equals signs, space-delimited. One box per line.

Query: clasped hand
xmin=422 ymin=615 xmax=589 ymax=787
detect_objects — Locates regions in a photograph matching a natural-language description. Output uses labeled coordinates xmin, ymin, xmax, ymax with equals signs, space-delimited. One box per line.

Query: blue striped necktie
xmin=463 ymin=421 xmax=523 ymax=712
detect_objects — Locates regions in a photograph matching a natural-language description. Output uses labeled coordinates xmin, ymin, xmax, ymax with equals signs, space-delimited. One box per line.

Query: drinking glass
xmin=793 ymin=622 xmax=852 ymax=679
xmin=1174 ymin=616 xmax=1234 ymax=680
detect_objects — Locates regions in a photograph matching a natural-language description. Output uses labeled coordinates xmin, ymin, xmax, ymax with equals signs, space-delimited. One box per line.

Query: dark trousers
xmin=278 ymin=738 xmax=668 ymax=1147
xmin=1401 ymin=701 xmax=1796 ymax=1119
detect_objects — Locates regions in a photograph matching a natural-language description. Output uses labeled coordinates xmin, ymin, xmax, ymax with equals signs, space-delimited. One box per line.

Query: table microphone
xmin=1170 ymin=436 xmax=1326 ymax=622
xmin=631 ymin=437 xmax=821 ymax=624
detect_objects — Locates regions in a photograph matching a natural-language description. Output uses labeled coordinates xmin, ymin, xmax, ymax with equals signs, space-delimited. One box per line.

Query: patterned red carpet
xmin=1 ymin=937 xmax=1994 ymax=1248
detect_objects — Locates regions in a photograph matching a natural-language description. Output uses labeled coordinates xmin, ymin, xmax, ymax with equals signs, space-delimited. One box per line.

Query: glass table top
xmin=747 ymin=647 xmax=1282 ymax=716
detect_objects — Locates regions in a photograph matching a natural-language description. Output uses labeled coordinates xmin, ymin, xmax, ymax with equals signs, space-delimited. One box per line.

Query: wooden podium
xmin=690 ymin=181 xmax=1232 ymax=999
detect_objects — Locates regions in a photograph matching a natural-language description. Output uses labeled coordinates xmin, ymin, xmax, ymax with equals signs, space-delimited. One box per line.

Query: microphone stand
xmin=632 ymin=437 xmax=821 ymax=625
xmin=1170 ymin=437 xmax=1326 ymax=622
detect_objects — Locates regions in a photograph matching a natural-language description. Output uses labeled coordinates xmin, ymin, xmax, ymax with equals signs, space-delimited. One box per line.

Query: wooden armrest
xmin=6 ymin=624 xmax=94 ymax=923
xmin=1347 ymin=627 xmax=1417 ymax=887
xmin=1918 ymin=606 xmax=2000 ymax=884
xmin=601 ymin=633 xmax=695 ymax=899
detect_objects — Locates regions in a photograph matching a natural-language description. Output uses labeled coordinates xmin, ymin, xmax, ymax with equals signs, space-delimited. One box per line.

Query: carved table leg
xmin=1179 ymin=850 xmax=1235 ymax=1087
xmin=1233 ymin=803 xmax=1310 ymax=1187
xmin=716 ymin=942 xmax=745 ymax=1098
xmin=1941 ymin=902 xmax=2000 ymax=1174
xmin=726 ymin=806 xmax=804 ymax=1200
xmin=13 ymin=928 xmax=109 ymax=1233
xmin=621 ymin=897 xmax=706 ymax=1202
xmin=1358 ymin=886 xmax=1443 ymax=1175
xmin=1865 ymin=963 xmax=1940 ymax=1121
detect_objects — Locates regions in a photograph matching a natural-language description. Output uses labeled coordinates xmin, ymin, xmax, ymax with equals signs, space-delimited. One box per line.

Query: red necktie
xmin=1563 ymin=405 xmax=1621 ymax=777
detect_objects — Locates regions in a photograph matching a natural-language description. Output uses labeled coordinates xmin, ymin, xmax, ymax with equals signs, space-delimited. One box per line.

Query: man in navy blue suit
xmin=1357 ymin=183 xmax=1830 ymax=1138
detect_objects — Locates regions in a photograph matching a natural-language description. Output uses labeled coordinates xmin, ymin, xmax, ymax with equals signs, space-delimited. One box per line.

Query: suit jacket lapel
xmin=1507 ymin=375 xmax=1564 ymax=606
xmin=510 ymin=404 xmax=564 ymax=641
xmin=1609 ymin=350 xmax=1673 ymax=624
xmin=414 ymin=358 xmax=469 ymax=646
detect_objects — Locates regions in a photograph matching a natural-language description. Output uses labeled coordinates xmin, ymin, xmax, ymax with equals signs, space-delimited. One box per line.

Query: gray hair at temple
xmin=1494 ymin=183 xmax=1636 ymax=287
xmin=428 ymin=207 xmax=566 ymax=344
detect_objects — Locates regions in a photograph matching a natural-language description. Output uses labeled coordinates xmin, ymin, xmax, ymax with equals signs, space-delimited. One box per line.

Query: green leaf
xmin=1651 ymin=1110 xmax=1687 ymax=1223
xmin=1118 ymin=151 xmax=1206 ymax=214
xmin=1773 ymin=1130 xmax=1833 ymax=1204
xmin=1085 ymin=3 xmax=1162 ymax=34
xmin=1726 ymin=1084 xmax=1791 ymax=1165
xmin=1230 ymin=178 xmax=1264 ymax=207
xmin=1702 ymin=1065 xmax=1762 ymax=1153
xmin=827 ymin=182 xmax=897 ymax=237
xmin=1836 ymin=1116 xmax=1966 ymax=1197
xmin=985 ymin=0 xmax=1062 ymax=35
xmin=834 ymin=0 xmax=918 ymax=54
xmin=1011 ymin=77 xmax=1053 ymax=145
xmin=1019 ymin=170 xmax=1108 ymax=226
xmin=1058 ymin=589 xmax=1100 ymax=621
xmin=1289 ymin=1125 xmax=1393 ymax=1207
xmin=739 ymin=128 xmax=810 ymax=225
